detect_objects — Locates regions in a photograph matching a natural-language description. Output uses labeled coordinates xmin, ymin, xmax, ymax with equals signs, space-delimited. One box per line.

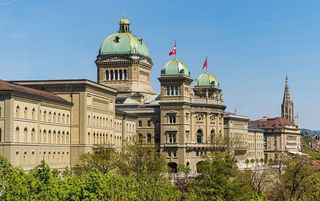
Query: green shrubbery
xmin=0 ymin=142 xmax=319 ymax=201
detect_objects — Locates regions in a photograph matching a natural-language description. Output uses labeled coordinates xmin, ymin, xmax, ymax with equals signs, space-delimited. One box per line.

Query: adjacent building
xmin=0 ymin=80 xmax=72 ymax=170
xmin=249 ymin=76 xmax=301 ymax=160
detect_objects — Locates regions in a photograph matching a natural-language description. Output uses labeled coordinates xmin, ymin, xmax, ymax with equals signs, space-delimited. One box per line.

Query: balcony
xmin=191 ymin=97 xmax=224 ymax=105
xmin=185 ymin=143 xmax=227 ymax=151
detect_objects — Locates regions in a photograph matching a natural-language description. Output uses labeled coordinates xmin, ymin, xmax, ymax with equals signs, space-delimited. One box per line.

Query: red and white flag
xmin=169 ymin=41 xmax=176 ymax=56
xmin=202 ymin=57 xmax=208 ymax=69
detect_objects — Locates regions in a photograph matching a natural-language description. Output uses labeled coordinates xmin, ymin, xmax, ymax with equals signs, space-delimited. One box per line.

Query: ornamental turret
xmin=159 ymin=57 xmax=192 ymax=101
xmin=193 ymin=68 xmax=223 ymax=104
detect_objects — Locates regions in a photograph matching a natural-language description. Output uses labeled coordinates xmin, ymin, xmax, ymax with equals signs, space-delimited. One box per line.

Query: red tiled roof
xmin=249 ymin=117 xmax=297 ymax=129
xmin=0 ymin=80 xmax=71 ymax=104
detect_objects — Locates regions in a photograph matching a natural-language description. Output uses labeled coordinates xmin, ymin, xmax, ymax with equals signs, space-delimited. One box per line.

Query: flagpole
xmin=174 ymin=40 xmax=176 ymax=60
xmin=206 ymin=56 xmax=208 ymax=73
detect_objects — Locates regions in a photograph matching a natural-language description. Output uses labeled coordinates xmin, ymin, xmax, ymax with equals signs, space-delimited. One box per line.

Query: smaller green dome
xmin=161 ymin=58 xmax=190 ymax=76
xmin=195 ymin=71 xmax=220 ymax=87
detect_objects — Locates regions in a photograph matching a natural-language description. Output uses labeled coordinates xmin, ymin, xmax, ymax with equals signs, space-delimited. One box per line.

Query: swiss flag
xmin=202 ymin=57 xmax=208 ymax=69
xmin=169 ymin=42 xmax=176 ymax=56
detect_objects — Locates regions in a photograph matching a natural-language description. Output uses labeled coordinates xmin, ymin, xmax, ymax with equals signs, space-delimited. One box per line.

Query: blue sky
xmin=0 ymin=0 xmax=319 ymax=129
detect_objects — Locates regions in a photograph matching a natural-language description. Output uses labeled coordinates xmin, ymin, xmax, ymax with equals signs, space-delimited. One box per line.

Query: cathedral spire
xmin=281 ymin=75 xmax=294 ymax=123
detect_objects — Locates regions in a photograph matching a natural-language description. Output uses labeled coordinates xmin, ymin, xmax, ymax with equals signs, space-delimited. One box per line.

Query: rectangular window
xmin=166 ymin=86 xmax=179 ymax=96
xmin=168 ymin=132 xmax=176 ymax=143
xmin=168 ymin=114 xmax=176 ymax=124
xmin=138 ymin=120 xmax=142 ymax=127
xmin=175 ymin=86 xmax=179 ymax=95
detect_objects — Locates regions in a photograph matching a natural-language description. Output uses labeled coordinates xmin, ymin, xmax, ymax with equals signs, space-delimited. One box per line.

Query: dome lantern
xmin=119 ymin=17 xmax=130 ymax=33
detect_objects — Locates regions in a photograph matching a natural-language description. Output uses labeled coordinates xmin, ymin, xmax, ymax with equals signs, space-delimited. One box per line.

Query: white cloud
xmin=0 ymin=0 xmax=18 ymax=7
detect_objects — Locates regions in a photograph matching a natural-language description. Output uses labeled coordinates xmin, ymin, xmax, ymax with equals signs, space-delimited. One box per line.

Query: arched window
xmin=88 ymin=115 xmax=90 ymax=125
xmin=88 ymin=132 xmax=91 ymax=144
xmin=39 ymin=130 xmax=42 ymax=143
xmin=53 ymin=112 xmax=56 ymax=122
xmin=0 ymin=128 xmax=2 ymax=142
xmin=57 ymin=131 xmax=60 ymax=144
xmin=48 ymin=130 xmax=52 ymax=144
xmin=66 ymin=132 xmax=69 ymax=144
xmin=16 ymin=106 xmax=20 ymax=118
xmin=32 ymin=108 xmax=36 ymax=120
xmin=115 ymin=70 xmax=118 ymax=80
xmin=43 ymin=130 xmax=47 ymax=143
xmin=48 ymin=112 xmax=52 ymax=122
xmin=110 ymin=70 xmax=114 ymax=80
xmin=62 ymin=131 xmax=65 ymax=144
xmin=24 ymin=107 xmax=28 ymax=119
xmin=168 ymin=162 xmax=178 ymax=173
xmin=93 ymin=133 xmax=96 ymax=144
xmin=15 ymin=127 xmax=20 ymax=142
xmin=124 ymin=69 xmax=128 ymax=80
xmin=53 ymin=130 xmax=56 ymax=144
xmin=58 ymin=113 xmax=61 ymax=123
xmin=106 ymin=70 xmax=109 ymax=80
xmin=197 ymin=129 xmax=203 ymax=144
xmin=119 ymin=70 xmax=123 ymax=80
xmin=24 ymin=127 xmax=28 ymax=142
xmin=147 ymin=133 xmax=152 ymax=143
xmin=66 ymin=114 xmax=70 ymax=124
xmin=62 ymin=114 xmax=65 ymax=124
xmin=43 ymin=111 xmax=47 ymax=122
xmin=15 ymin=151 xmax=19 ymax=165
xmin=210 ymin=129 xmax=215 ymax=144
xmin=31 ymin=128 xmax=35 ymax=142
xmin=23 ymin=151 xmax=27 ymax=164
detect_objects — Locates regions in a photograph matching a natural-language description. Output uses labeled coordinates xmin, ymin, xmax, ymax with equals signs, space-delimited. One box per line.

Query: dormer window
xmin=114 ymin=36 xmax=120 ymax=43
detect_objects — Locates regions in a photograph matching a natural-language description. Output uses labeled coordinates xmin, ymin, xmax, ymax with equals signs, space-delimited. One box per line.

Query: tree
xmin=116 ymin=140 xmax=167 ymax=176
xmin=27 ymin=160 xmax=62 ymax=200
xmin=0 ymin=157 xmax=29 ymax=201
xmin=268 ymin=156 xmax=316 ymax=201
xmin=72 ymin=146 xmax=118 ymax=175
xmin=298 ymin=172 xmax=320 ymax=200
xmin=186 ymin=152 xmax=254 ymax=201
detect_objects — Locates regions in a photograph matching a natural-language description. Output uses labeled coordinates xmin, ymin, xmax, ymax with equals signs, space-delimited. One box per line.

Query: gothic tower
xmin=281 ymin=75 xmax=294 ymax=123
xmin=96 ymin=17 xmax=156 ymax=103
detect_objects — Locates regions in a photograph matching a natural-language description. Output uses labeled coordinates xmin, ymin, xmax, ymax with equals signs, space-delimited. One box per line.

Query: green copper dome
xmin=99 ymin=18 xmax=150 ymax=58
xmin=195 ymin=71 xmax=220 ymax=87
xmin=161 ymin=58 xmax=190 ymax=77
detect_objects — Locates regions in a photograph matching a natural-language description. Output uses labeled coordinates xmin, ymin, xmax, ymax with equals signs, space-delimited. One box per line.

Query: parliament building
xmin=0 ymin=17 xmax=300 ymax=172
